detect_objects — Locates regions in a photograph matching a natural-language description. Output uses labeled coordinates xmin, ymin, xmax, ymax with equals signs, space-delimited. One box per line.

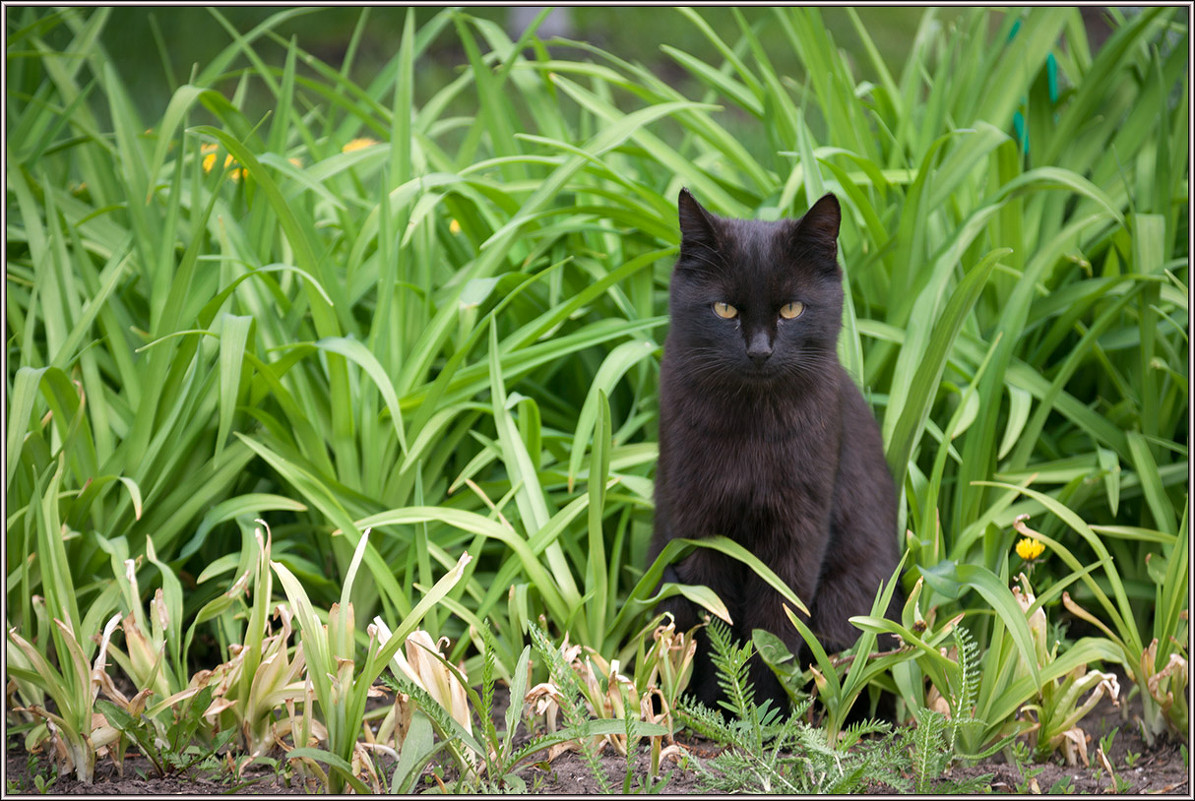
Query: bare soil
xmin=6 ymin=688 xmax=1189 ymax=795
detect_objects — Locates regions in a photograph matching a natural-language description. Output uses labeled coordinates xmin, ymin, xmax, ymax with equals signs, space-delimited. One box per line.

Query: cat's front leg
xmin=808 ymin=526 xmax=902 ymax=655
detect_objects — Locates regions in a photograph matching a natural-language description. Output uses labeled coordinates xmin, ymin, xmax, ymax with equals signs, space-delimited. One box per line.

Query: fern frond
xmin=706 ymin=619 xmax=756 ymax=718
xmin=480 ymin=628 xmax=499 ymax=749
xmin=676 ymin=696 xmax=739 ymax=745
xmin=912 ymin=706 xmax=950 ymax=794
xmin=949 ymin=624 xmax=1020 ymax=763
xmin=840 ymin=716 xmax=892 ymax=749
xmin=506 ymin=728 xmax=579 ymax=768
xmin=954 ymin=625 xmax=981 ymax=719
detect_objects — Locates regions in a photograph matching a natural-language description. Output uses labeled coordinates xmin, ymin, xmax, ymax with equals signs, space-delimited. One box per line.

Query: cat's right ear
xmin=677 ymin=188 xmax=719 ymax=256
xmin=790 ymin=192 xmax=841 ymax=270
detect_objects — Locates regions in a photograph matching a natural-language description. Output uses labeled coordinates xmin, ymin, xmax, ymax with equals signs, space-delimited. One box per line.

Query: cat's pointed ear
xmin=791 ymin=193 xmax=840 ymax=268
xmin=678 ymin=187 xmax=719 ymax=255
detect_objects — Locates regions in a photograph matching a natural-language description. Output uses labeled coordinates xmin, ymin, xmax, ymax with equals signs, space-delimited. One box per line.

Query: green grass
xmin=5 ymin=4 xmax=1188 ymax=789
xmin=84 ymin=7 xmax=947 ymax=127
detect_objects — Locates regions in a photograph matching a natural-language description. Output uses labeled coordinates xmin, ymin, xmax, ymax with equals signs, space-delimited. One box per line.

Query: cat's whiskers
xmin=780 ymin=351 xmax=838 ymax=381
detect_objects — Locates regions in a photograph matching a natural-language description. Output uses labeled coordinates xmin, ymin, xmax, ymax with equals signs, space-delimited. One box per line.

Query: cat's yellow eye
xmin=779 ymin=301 xmax=805 ymax=320
xmin=713 ymin=302 xmax=738 ymax=319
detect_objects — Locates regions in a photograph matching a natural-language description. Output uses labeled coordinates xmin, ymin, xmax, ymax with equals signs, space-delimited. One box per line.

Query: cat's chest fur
xmin=657 ymin=365 xmax=843 ymax=545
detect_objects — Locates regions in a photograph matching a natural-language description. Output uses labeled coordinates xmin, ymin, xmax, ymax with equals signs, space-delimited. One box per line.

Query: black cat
xmin=650 ymin=188 xmax=900 ymax=712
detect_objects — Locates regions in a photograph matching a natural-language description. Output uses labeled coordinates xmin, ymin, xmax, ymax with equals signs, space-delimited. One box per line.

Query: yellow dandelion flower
xmin=201 ymin=143 xmax=218 ymax=154
xmin=202 ymin=152 xmax=217 ymax=173
xmin=449 ymin=219 xmax=462 ymax=235
xmin=1015 ymin=537 xmax=1045 ymax=561
xmin=342 ymin=137 xmax=379 ymax=153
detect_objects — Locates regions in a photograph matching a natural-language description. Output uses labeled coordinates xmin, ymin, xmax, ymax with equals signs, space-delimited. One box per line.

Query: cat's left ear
xmin=791 ymin=193 xmax=840 ymax=266
xmin=678 ymin=187 xmax=719 ymax=252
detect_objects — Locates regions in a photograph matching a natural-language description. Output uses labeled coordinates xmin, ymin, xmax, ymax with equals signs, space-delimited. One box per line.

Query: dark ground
xmin=5 ymin=682 xmax=1189 ymax=796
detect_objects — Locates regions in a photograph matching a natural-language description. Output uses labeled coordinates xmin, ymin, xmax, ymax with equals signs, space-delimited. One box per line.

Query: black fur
xmin=650 ymin=189 xmax=900 ymax=712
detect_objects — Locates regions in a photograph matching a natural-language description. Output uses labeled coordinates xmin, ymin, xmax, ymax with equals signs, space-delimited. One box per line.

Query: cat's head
xmin=666 ymin=188 xmax=844 ymax=390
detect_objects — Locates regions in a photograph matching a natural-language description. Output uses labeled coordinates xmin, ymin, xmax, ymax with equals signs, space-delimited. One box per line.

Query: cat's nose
xmin=746 ymin=331 xmax=773 ymax=364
